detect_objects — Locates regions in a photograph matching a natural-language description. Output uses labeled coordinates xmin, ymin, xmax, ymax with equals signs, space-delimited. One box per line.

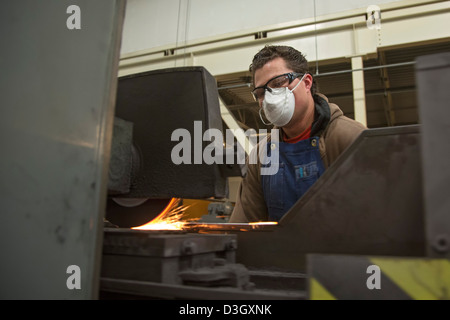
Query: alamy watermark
xmin=66 ymin=265 xmax=81 ymax=290
xmin=171 ymin=121 xmax=280 ymax=175
xmin=65 ymin=5 xmax=380 ymax=31
xmin=66 ymin=5 xmax=81 ymax=30
xmin=366 ymin=264 xmax=381 ymax=290
xmin=366 ymin=5 xmax=381 ymax=30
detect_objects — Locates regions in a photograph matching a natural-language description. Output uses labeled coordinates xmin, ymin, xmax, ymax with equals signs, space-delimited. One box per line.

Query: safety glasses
xmin=252 ymin=72 xmax=303 ymax=101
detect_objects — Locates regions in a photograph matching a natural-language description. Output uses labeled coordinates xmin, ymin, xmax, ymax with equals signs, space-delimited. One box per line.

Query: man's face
xmin=254 ymin=57 xmax=313 ymax=127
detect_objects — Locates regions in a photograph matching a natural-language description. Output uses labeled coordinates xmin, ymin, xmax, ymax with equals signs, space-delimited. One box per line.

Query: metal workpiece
xmin=416 ymin=52 xmax=450 ymax=258
xmin=183 ymin=222 xmax=278 ymax=232
xmin=231 ymin=125 xmax=425 ymax=273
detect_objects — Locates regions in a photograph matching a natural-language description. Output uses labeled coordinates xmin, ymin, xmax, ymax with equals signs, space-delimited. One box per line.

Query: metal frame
xmin=307 ymin=254 xmax=450 ymax=300
xmin=230 ymin=125 xmax=425 ymax=273
xmin=416 ymin=52 xmax=450 ymax=258
xmin=0 ymin=0 xmax=126 ymax=299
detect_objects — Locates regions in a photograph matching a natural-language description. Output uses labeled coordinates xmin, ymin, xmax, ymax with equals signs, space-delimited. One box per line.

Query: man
xmin=229 ymin=45 xmax=366 ymax=222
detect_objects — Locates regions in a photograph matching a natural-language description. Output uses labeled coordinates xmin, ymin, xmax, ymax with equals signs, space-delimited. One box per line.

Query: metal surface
xmin=231 ymin=125 xmax=425 ymax=273
xmin=108 ymin=117 xmax=134 ymax=195
xmin=100 ymin=277 xmax=305 ymax=300
xmin=102 ymin=229 xmax=238 ymax=284
xmin=416 ymin=52 xmax=450 ymax=258
xmin=114 ymin=67 xmax=228 ymax=199
xmin=307 ymin=254 xmax=450 ymax=300
xmin=103 ymin=228 xmax=237 ymax=258
xmin=0 ymin=0 xmax=125 ymax=299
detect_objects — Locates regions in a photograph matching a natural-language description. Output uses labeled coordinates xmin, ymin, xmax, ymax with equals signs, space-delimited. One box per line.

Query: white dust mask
xmin=259 ymin=73 xmax=306 ymax=127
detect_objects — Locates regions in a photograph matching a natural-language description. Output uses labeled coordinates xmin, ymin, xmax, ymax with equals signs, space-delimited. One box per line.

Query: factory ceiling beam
xmin=118 ymin=0 xmax=450 ymax=77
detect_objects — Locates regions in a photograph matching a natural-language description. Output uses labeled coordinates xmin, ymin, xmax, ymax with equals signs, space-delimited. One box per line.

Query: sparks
xmin=131 ymin=198 xmax=190 ymax=230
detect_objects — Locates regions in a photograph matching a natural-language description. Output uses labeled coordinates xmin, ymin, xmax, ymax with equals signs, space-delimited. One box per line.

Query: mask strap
xmin=259 ymin=108 xmax=273 ymax=126
xmin=289 ymin=73 xmax=307 ymax=93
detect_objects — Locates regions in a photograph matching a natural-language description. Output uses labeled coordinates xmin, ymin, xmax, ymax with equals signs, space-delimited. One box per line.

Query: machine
xmin=100 ymin=53 xmax=450 ymax=300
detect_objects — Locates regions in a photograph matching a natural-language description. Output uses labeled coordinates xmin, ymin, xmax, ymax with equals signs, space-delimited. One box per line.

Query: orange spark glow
xmin=248 ymin=221 xmax=278 ymax=225
xmin=131 ymin=198 xmax=187 ymax=230
xmin=131 ymin=199 xmax=278 ymax=231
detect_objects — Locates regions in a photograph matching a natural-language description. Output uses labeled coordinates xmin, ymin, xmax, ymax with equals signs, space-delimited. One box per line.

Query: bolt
xmin=432 ymin=234 xmax=449 ymax=253
xmin=226 ymin=239 xmax=237 ymax=250
xmin=181 ymin=241 xmax=196 ymax=255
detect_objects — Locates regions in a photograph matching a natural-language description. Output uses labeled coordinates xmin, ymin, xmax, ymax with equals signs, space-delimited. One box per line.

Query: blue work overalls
xmin=261 ymin=136 xmax=325 ymax=221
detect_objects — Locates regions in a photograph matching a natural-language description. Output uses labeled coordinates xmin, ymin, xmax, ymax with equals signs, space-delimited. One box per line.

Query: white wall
xmin=121 ymin=0 xmax=403 ymax=55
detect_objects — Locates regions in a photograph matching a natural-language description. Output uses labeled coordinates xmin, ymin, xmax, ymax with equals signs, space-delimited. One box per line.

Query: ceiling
xmin=216 ymin=40 xmax=450 ymax=130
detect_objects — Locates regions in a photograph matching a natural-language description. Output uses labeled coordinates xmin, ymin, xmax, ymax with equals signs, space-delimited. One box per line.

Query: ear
xmin=303 ymin=73 xmax=313 ymax=92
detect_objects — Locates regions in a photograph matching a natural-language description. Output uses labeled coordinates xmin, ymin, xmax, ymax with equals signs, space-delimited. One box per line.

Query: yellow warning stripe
xmin=370 ymin=258 xmax=450 ymax=300
xmin=309 ymin=278 xmax=336 ymax=300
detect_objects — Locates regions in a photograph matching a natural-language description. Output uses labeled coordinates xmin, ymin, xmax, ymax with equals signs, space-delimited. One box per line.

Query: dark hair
xmin=249 ymin=45 xmax=317 ymax=95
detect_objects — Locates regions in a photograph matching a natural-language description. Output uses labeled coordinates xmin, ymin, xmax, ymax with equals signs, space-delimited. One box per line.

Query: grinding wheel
xmin=106 ymin=198 xmax=174 ymax=228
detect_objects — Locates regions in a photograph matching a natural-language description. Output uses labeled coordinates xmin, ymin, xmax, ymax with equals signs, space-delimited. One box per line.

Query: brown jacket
xmin=229 ymin=94 xmax=366 ymax=222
